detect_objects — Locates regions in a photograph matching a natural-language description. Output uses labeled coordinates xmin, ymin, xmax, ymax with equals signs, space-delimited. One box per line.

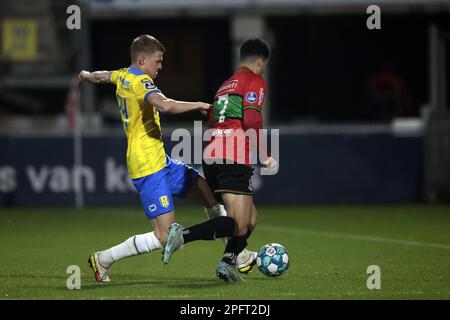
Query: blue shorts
xmin=132 ymin=155 xmax=199 ymax=220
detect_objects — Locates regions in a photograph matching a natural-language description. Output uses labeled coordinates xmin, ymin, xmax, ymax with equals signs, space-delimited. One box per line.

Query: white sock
xmin=98 ymin=231 xmax=162 ymax=268
xmin=204 ymin=204 xmax=228 ymax=245
xmin=204 ymin=203 xmax=227 ymax=218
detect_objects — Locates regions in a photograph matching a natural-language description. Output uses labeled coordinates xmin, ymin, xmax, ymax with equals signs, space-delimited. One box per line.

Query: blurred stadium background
xmin=0 ymin=0 xmax=450 ymax=300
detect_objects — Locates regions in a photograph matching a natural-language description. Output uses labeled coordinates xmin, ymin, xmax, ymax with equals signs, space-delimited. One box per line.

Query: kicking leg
xmin=184 ymin=176 xmax=228 ymax=244
xmin=162 ymin=214 xmax=237 ymax=264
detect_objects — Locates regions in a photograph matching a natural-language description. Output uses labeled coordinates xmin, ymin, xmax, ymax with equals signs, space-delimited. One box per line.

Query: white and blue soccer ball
xmin=256 ymin=243 xmax=290 ymax=277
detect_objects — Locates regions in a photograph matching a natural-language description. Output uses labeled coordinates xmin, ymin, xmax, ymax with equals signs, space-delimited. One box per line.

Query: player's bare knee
xmin=224 ymin=206 xmax=237 ymax=218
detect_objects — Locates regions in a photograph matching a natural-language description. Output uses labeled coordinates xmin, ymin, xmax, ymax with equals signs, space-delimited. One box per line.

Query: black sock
xmin=222 ymin=229 xmax=252 ymax=266
xmin=182 ymin=216 xmax=236 ymax=244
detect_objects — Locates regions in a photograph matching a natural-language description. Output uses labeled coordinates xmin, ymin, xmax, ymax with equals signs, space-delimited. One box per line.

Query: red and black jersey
xmin=204 ymin=67 xmax=266 ymax=165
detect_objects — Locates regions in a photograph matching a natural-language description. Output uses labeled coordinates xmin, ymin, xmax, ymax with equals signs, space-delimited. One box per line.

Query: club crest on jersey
xmin=148 ymin=204 xmax=157 ymax=212
xmin=245 ymin=92 xmax=258 ymax=104
xmin=159 ymin=195 xmax=170 ymax=208
xmin=145 ymin=83 xmax=156 ymax=90
xmin=141 ymin=79 xmax=156 ymax=90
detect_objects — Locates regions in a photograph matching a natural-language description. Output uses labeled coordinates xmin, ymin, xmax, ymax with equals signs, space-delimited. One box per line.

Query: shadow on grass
xmin=3 ymin=272 xmax=262 ymax=293
xmin=66 ymin=275 xmax=228 ymax=291
xmin=0 ymin=273 xmax=66 ymax=280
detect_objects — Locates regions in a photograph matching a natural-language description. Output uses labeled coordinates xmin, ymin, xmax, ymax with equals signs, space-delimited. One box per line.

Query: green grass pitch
xmin=1 ymin=205 xmax=449 ymax=300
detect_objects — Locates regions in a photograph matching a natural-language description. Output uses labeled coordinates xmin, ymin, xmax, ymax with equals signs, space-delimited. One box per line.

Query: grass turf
xmin=0 ymin=205 xmax=449 ymax=300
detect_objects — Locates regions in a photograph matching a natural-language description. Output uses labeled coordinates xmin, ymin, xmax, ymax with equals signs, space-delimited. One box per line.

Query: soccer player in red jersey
xmin=163 ymin=38 xmax=278 ymax=282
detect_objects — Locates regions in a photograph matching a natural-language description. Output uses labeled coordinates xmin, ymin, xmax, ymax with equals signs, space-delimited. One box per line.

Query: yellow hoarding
xmin=2 ymin=19 xmax=38 ymax=61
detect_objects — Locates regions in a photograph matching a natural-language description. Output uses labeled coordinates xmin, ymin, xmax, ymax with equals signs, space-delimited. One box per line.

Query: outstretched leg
xmin=89 ymin=167 xmax=175 ymax=282
xmin=184 ymin=176 xmax=227 ymax=245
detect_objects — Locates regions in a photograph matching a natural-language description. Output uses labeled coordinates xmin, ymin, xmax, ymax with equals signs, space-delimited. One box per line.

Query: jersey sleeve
xmin=133 ymin=76 xmax=162 ymax=103
xmin=243 ymin=77 xmax=269 ymax=162
xmin=109 ymin=68 xmax=126 ymax=85
xmin=242 ymin=77 xmax=266 ymax=112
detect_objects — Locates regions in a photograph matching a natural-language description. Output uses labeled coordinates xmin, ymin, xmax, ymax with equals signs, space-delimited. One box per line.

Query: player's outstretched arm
xmin=78 ymin=70 xmax=112 ymax=84
xmin=147 ymin=92 xmax=210 ymax=116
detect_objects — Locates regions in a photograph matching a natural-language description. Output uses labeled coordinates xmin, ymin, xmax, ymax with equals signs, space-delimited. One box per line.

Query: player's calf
xmin=222 ymin=229 xmax=252 ymax=264
xmin=162 ymin=216 xmax=237 ymax=264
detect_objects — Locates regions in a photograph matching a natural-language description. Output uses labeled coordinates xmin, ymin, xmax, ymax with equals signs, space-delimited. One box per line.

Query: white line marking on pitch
xmin=257 ymin=225 xmax=450 ymax=251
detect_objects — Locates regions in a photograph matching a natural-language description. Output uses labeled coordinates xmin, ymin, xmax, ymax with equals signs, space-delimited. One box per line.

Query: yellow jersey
xmin=110 ymin=65 xmax=166 ymax=179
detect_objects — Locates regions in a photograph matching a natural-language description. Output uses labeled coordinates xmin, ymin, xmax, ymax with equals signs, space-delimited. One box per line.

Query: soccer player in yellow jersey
xmin=79 ymin=35 xmax=257 ymax=282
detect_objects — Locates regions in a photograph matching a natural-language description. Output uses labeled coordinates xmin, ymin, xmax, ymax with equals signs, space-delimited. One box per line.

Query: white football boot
xmin=237 ymin=249 xmax=258 ymax=274
xmin=88 ymin=252 xmax=111 ymax=282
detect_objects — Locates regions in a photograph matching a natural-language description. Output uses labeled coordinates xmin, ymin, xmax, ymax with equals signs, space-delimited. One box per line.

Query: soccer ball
xmin=256 ymin=243 xmax=290 ymax=277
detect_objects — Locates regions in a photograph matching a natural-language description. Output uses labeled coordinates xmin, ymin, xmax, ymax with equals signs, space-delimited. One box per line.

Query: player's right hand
xmin=78 ymin=70 xmax=90 ymax=83
xmin=261 ymin=157 xmax=279 ymax=175
xmin=198 ymin=102 xmax=211 ymax=116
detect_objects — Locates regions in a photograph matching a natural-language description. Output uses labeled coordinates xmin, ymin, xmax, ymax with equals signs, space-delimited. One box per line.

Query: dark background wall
xmin=91 ymin=17 xmax=232 ymax=123
xmin=0 ymin=133 xmax=423 ymax=207
xmin=267 ymin=13 xmax=450 ymax=122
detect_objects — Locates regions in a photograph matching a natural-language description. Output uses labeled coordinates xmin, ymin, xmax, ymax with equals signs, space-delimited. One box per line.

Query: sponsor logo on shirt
xmin=258 ymin=88 xmax=265 ymax=105
xmin=212 ymin=128 xmax=233 ymax=137
xmin=246 ymin=92 xmax=258 ymax=103
xmin=217 ymin=80 xmax=238 ymax=94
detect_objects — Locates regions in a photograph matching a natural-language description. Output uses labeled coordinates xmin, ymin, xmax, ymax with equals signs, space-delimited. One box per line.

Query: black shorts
xmin=203 ymin=162 xmax=254 ymax=202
